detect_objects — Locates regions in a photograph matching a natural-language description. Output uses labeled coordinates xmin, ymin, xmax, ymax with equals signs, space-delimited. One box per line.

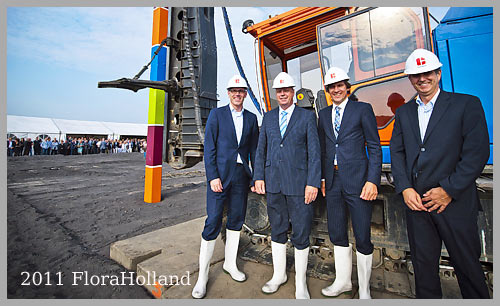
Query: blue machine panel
xmin=382 ymin=146 xmax=391 ymax=163
xmin=440 ymin=7 xmax=492 ymax=23
xmin=434 ymin=9 xmax=493 ymax=164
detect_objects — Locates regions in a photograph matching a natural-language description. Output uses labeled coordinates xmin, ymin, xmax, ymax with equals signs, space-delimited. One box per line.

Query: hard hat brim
xmin=324 ymin=78 xmax=349 ymax=86
xmin=404 ymin=62 xmax=443 ymax=75
xmin=272 ymin=85 xmax=295 ymax=89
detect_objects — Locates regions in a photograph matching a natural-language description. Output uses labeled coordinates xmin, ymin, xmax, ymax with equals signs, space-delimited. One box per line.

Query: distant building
xmin=7 ymin=115 xmax=148 ymax=141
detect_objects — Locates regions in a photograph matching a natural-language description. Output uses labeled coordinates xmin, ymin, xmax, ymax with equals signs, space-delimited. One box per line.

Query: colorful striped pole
xmin=144 ymin=7 xmax=168 ymax=203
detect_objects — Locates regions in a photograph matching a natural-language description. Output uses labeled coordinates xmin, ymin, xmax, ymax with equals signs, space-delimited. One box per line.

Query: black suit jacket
xmin=318 ymin=99 xmax=382 ymax=195
xmin=390 ymin=90 xmax=489 ymax=216
xmin=204 ymin=105 xmax=259 ymax=188
xmin=253 ymin=106 xmax=321 ymax=196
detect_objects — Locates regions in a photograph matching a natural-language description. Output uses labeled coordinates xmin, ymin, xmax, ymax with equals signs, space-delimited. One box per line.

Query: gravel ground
xmin=7 ymin=153 xmax=207 ymax=298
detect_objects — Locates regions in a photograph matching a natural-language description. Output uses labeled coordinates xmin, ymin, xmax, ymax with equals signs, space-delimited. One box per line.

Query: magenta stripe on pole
xmin=146 ymin=125 xmax=164 ymax=166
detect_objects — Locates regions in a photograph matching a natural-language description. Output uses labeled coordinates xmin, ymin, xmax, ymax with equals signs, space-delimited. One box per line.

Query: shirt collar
xmin=416 ymin=89 xmax=440 ymax=108
xmin=333 ymin=96 xmax=349 ymax=110
xmin=280 ymin=103 xmax=295 ymax=115
xmin=229 ymin=103 xmax=243 ymax=116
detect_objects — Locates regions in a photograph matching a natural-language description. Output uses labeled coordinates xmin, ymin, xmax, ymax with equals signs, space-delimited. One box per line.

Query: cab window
xmin=263 ymin=45 xmax=282 ymax=110
xmin=351 ymin=77 xmax=416 ymax=128
xmin=318 ymin=7 xmax=427 ymax=84
xmin=286 ymin=52 xmax=322 ymax=99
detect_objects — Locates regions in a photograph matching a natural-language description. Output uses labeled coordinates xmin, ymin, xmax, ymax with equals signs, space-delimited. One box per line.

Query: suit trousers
xmin=266 ymin=192 xmax=312 ymax=250
xmin=202 ymin=164 xmax=249 ymax=241
xmin=406 ymin=209 xmax=489 ymax=298
xmin=325 ymin=170 xmax=374 ymax=255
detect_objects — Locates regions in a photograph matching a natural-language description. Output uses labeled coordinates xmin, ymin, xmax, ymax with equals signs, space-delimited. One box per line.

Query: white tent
xmin=101 ymin=121 xmax=148 ymax=139
xmin=7 ymin=115 xmax=148 ymax=141
xmin=52 ymin=118 xmax=112 ymax=139
xmin=7 ymin=115 xmax=61 ymax=141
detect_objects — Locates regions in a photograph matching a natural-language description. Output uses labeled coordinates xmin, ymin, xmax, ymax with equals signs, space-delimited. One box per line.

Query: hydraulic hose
xmin=222 ymin=7 xmax=263 ymax=115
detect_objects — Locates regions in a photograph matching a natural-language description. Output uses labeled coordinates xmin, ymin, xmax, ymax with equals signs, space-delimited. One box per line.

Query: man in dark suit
xmin=254 ymin=72 xmax=321 ymax=299
xmin=7 ymin=138 xmax=13 ymax=157
xmin=390 ymin=48 xmax=490 ymax=298
xmin=62 ymin=139 xmax=69 ymax=155
xmin=33 ymin=137 xmax=41 ymax=155
xmin=192 ymin=75 xmax=259 ymax=299
xmin=23 ymin=138 xmax=33 ymax=156
xmin=317 ymin=67 xmax=382 ymax=299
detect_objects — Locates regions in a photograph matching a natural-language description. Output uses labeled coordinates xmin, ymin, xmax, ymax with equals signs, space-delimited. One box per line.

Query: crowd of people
xmin=7 ymin=136 xmax=147 ymax=157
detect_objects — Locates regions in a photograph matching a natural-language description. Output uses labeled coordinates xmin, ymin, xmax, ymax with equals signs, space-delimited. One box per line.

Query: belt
xmin=334 ymin=165 xmax=339 ymax=170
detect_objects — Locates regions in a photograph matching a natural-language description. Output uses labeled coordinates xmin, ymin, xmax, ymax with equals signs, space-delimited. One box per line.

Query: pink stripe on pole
xmin=146 ymin=125 xmax=164 ymax=166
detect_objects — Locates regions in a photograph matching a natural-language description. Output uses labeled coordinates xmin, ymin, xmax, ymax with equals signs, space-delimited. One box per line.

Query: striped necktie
xmin=334 ymin=106 xmax=341 ymax=138
xmin=280 ymin=110 xmax=288 ymax=137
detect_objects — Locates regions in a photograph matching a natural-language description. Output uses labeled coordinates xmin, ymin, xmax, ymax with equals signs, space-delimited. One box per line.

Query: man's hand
xmin=321 ymin=180 xmax=326 ymax=197
xmin=254 ymin=180 xmax=266 ymax=195
xmin=250 ymin=186 xmax=256 ymax=193
xmin=422 ymin=187 xmax=452 ymax=214
xmin=305 ymin=185 xmax=318 ymax=204
xmin=402 ymin=188 xmax=427 ymax=211
xmin=360 ymin=181 xmax=378 ymax=201
xmin=210 ymin=178 xmax=223 ymax=193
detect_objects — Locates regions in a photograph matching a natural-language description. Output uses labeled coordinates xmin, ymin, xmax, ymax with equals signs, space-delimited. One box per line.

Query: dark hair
xmin=326 ymin=80 xmax=351 ymax=91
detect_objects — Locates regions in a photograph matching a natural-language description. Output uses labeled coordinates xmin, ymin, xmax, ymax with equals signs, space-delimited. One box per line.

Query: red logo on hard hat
xmin=235 ymin=79 xmax=240 ymax=83
xmin=416 ymin=58 xmax=426 ymax=66
xmin=330 ymin=73 xmax=335 ymax=79
xmin=280 ymin=79 xmax=284 ymax=84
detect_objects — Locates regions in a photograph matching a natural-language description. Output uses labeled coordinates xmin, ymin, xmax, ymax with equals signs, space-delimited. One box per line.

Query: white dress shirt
xmin=416 ymin=89 xmax=440 ymax=142
xmin=229 ymin=103 xmax=244 ymax=164
xmin=332 ymin=97 xmax=349 ymax=165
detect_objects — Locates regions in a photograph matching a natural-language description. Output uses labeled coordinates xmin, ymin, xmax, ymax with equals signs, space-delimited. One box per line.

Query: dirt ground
xmin=6 ymin=152 xmax=491 ymax=299
xmin=7 ymin=152 xmax=207 ymax=298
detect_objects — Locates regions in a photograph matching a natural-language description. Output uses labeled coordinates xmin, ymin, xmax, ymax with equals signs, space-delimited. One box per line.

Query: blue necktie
xmin=334 ymin=106 xmax=341 ymax=138
xmin=280 ymin=111 xmax=288 ymax=137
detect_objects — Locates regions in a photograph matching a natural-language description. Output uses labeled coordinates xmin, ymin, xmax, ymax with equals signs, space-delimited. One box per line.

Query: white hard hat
xmin=404 ymin=49 xmax=442 ymax=75
xmin=272 ymin=72 xmax=295 ymax=89
xmin=323 ymin=67 xmax=349 ymax=86
xmin=227 ymin=75 xmax=248 ymax=89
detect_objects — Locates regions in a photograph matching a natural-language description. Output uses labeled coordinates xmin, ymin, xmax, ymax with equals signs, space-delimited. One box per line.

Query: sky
xmin=7 ymin=7 xmax=449 ymax=124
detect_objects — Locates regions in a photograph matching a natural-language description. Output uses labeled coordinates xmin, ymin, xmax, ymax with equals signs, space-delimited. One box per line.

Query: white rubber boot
xmin=356 ymin=251 xmax=373 ymax=299
xmin=294 ymin=247 xmax=310 ymax=299
xmin=321 ymin=244 xmax=353 ymax=297
xmin=191 ymin=238 xmax=216 ymax=299
xmin=261 ymin=241 xmax=288 ymax=294
xmin=222 ymin=229 xmax=246 ymax=282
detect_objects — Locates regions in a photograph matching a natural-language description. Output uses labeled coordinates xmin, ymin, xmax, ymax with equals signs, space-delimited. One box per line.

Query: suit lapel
xmin=337 ymin=99 xmax=352 ymax=140
xmin=271 ymin=108 xmax=281 ymax=139
xmin=407 ymin=99 xmax=422 ymax=144
xmin=422 ymin=91 xmax=450 ymax=144
xmin=282 ymin=105 xmax=299 ymax=141
xmin=239 ymin=110 xmax=248 ymax=148
xmin=223 ymin=105 xmax=238 ymax=145
xmin=324 ymin=105 xmax=336 ymax=142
